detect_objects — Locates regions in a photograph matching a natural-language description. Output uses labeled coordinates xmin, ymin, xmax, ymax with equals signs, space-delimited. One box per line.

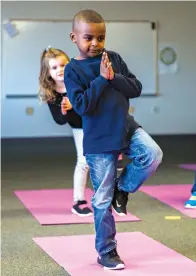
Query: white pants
xmin=72 ymin=128 xmax=89 ymax=202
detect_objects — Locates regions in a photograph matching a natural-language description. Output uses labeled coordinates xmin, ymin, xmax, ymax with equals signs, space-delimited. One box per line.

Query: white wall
xmin=2 ymin=1 xmax=196 ymax=137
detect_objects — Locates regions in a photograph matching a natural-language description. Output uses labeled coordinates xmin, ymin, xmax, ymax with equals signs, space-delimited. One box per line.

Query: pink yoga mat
xmin=179 ymin=164 xmax=196 ymax=171
xmin=140 ymin=184 xmax=196 ymax=218
xmin=14 ymin=188 xmax=140 ymax=225
xmin=33 ymin=232 xmax=196 ymax=275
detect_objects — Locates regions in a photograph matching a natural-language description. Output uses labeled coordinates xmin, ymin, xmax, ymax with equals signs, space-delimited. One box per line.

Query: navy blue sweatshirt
xmin=47 ymin=91 xmax=82 ymax=128
xmin=64 ymin=50 xmax=142 ymax=154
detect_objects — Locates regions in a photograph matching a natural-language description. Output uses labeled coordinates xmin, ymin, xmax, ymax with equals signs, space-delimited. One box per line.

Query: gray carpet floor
xmin=1 ymin=135 xmax=196 ymax=276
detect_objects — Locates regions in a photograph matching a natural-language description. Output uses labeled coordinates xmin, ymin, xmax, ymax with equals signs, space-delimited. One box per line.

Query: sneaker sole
xmin=103 ymin=264 xmax=125 ymax=270
xmin=112 ymin=207 xmax=127 ymax=216
xmin=71 ymin=208 xmax=93 ymax=217
xmin=184 ymin=205 xmax=196 ymax=209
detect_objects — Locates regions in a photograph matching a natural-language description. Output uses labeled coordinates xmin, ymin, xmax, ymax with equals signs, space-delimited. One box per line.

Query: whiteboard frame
xmin=5 ymin=18 xmax=159 ymax=97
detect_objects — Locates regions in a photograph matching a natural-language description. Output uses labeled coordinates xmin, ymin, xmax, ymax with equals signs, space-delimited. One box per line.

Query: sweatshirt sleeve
xmin=110 ymin=53 xmax=142 ymax=99
xmin=47 ymin=102 xmax=67 ymax=125
xmin=64 ymin=65 xmax=109 ymax=116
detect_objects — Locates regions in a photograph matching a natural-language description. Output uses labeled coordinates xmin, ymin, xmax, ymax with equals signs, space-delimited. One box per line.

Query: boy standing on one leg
xmin=64 ymin=10 xmax=163 ymax=270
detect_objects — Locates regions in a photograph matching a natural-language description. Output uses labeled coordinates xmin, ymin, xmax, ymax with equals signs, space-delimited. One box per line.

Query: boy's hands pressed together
xmin=108 ymin=62 xmax=114 ymax=80
xmin=100 ymin=52 xmax=114 ymax=80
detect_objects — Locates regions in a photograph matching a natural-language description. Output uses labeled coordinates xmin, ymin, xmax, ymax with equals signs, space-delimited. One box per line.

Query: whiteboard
xmin=2 ymin=20 xmax=158 ymax=97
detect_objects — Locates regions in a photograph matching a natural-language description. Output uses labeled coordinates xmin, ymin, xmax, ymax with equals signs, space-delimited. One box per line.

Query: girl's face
xmin=49 ymin=55 xmax=69 ymax=83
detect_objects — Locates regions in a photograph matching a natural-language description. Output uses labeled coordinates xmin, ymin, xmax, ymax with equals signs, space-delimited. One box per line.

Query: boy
xmin=64 ymin=10 xmax=163 ymax=270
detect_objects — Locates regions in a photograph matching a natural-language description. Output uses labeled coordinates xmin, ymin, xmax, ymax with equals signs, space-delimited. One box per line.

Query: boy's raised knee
xmin=154 ymin=145 xmax=163 ymax=164
xmin=149 ymin=144 xmax=163 ymax=170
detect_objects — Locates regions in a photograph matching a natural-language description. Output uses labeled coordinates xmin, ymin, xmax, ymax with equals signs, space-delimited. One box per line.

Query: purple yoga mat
xmin=33 ymin=232 xmax=196 ymax=275
xmin=140 ymin=184 xmax=196 ymax=218
xmin=14 ymin=188 xmax=141 ymax=225
xmin=179 ymin=164 xmax=196 ymax=171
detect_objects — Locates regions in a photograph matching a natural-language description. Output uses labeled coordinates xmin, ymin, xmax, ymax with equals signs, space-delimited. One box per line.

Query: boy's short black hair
xmin=72 ymin=9 xmax=105 ymax=30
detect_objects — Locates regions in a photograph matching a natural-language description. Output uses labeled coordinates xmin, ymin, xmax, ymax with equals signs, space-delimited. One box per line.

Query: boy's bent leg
xmin=86 ymin=153 xmax=118 ymax=256
xmin=119 ymin=128 xmax=163 ymax=193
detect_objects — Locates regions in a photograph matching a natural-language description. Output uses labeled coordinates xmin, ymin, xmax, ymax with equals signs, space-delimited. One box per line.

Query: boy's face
xmin=71 ymin=21 xmax=106 ymax=59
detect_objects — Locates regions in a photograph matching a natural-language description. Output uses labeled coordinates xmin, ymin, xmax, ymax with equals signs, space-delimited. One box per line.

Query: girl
xmin=38 ymin=47 xmax=93 ymax=217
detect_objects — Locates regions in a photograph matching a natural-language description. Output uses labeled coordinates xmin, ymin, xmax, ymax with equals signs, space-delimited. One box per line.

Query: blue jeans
xmin=86 ymin=128 xmax=163 ymax=256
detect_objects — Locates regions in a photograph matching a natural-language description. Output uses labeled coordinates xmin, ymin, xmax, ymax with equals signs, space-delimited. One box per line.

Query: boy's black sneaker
xmin=97 ymin=248 xmax=125 ymax=270
xmin=112 ymin=187 xmax=128 ymax=216
xmin=71 ymin=200 xmax=93 ymax=217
